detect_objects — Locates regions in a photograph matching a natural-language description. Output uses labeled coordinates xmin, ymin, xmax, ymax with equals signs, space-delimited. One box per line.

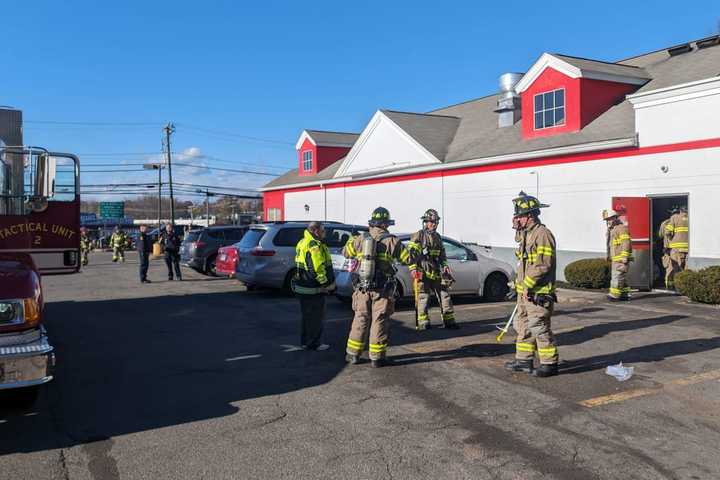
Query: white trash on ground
xmin=606 ymin=362 xmax=634 ymax=381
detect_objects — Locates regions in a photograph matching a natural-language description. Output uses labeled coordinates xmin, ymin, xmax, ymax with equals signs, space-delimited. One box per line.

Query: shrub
xmin=564 ymin=258 xmax=611 ymax=289
xmin=678 ymin=266 xmax=720 ymax=304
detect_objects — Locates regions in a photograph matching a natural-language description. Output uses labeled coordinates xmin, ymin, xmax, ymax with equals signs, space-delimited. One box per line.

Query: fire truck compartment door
xmin=612 ymin=196 xmax=650 ymax=291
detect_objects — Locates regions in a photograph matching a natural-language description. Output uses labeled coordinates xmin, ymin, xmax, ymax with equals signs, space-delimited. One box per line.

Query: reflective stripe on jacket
xmin=665 ymin=212 xmax=689 ymax=252
xmin=608 ymin=224 xmax=633 ymax=263
xmin=293 ymin=229 xmax=335 ymax=294
xmin=515 ymin=223 xmax=556 ymax=295
xmin=343 ymin=226 xmax=411 ymax=283
xmin=110 ymin=232 xmax=128 ymax=248
xmin=407 ymin=229 xmax=447 ymax=280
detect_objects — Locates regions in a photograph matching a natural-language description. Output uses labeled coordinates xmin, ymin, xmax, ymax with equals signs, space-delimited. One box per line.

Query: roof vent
xmin=668 ymin=43 xmax=692 ymax=56
xmin=494 ymin=72 xmax=524 ymax=128
xmin=696 ymin=35 xmax=720 ymax=49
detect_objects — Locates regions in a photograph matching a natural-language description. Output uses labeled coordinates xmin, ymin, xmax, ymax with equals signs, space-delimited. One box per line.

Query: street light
xmin=143 ymin=163 xmax=164 ymax=232
xmin=196 ymin=189 xmax=216 ymax=227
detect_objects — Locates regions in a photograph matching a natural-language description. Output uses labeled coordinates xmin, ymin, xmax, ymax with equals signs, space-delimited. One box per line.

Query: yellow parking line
xmin=579 ymin=369 xmax=720 ymax=408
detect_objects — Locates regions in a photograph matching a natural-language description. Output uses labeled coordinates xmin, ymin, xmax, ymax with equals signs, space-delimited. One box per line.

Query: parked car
xmin=215 ymin=244 xmax=239 ymax=277
xmin=235 ymin=222 xmax=367 ymax=290
xmin=333 ymin=234 xmax=515 ymax=303
xmin=180 ymin=225 xmax=248 ymax=276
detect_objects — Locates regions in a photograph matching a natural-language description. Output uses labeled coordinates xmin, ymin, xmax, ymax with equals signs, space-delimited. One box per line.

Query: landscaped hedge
xmin=675 ymin=266 xmax=720 ymax=304
xmin=564 ymin=258 xmax=611 ymax=289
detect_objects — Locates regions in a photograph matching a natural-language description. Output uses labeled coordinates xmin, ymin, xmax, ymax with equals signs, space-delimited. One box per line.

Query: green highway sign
xmin=99 ymin=201 xmax=125 ymax=219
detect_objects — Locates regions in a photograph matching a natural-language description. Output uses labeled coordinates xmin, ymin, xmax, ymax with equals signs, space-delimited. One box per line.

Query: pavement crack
xmin=57 ymin=449 xmax=70 ymax=480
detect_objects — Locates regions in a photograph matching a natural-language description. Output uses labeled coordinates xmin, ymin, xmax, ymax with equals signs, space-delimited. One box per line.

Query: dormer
xmin=295 ymin=130 xmax=359 ymax=176
xmin=514 ymin=53 xmax=650 ymax=139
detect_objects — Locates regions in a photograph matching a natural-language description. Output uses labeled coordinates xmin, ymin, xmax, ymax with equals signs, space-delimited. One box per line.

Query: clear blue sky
xmin=2 ymin=1 xmax=718 ymax=199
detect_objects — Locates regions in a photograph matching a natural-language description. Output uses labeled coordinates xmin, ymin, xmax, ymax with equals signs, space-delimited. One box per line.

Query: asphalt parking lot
xmin=1 ymin=251 xmax=719 ymax=479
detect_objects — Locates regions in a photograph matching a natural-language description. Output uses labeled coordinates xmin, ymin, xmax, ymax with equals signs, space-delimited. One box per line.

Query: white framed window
xmin=302 ymin=150 xmax=313 ymax=171
xmin=533 ymin=88 xmax=565 ymax=130
xmin=267 ymin=208 xmax=281 ymax=221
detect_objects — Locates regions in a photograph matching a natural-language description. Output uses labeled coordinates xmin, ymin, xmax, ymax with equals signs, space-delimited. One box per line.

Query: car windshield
xmin=239 ymin=228 xmax=266 ymax=249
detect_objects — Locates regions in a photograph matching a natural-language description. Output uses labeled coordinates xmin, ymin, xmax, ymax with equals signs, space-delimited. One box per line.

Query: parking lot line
xmin=579 ymin=369 xmax=720 ymax=408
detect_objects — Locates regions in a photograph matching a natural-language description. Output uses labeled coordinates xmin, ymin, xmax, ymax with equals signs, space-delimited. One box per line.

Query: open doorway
xmin=649 ymin=194 xmax=688 ymax=289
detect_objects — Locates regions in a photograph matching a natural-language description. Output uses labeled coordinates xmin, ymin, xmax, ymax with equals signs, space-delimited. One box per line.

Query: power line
xmin=175 ymin=123 xmax=294 ymax=146
xmin=24 ymin=120 xmax=163 ymax=126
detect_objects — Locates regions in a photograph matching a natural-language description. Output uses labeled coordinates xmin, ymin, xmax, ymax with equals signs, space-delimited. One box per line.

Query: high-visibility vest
xmin=293 ymin=230 xmax=335 ymax=295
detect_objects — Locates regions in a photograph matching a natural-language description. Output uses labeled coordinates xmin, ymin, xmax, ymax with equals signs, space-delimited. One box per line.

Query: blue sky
xmin=2 ymin=1 xmax=718 ymax=199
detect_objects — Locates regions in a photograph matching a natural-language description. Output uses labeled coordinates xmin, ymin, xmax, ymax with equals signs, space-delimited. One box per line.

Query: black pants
xmin=139 ymin=252 xmax=149 ymax=281
xmin=164 ymin=250 xmax=182 ymax=279
xmin=298 ymin=294 xmax=325 ymax=348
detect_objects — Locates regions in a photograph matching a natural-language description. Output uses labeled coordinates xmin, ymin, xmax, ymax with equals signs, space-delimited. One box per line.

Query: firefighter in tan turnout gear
xmin=344 ymin=207 xmax=412 ymax=368
xmin=505 ymin=192 xmax=559 ymax=378
xmin=665 ymin=205 xmax=689 ymax=290
xmin=79 ymin=227 xmax=91 ymax=266
xmin=604 ymin=209 xmax=633 ymax=301
xmin=658 ymin=209 xmax=674 ymax=290
xmin=110 ymin=225 xmax=129 ymax=263
xmin=407 ymin=209 xmax=459 ymax=330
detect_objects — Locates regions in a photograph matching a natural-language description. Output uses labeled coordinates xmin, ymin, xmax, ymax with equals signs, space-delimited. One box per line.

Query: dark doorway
xmin=649 ymin=195 xmax=688 ymax=289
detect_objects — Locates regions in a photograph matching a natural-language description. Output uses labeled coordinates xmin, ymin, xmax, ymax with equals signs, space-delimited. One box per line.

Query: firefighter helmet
xmin=369 ymin=207 xmax=395 ymax=226
xmin=512 ymin=191 xmax=548 ymax=216
xmin=602 ymin=209 xmax=621 ymax=221
xmin=421 ymin=209 xmax=440 ymax=223
xmin=669 ymin=205 xmax=680 ymax=214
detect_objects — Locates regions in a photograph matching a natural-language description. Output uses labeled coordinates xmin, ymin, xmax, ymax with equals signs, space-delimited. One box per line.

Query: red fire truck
xmin=0 ymin=108 xmax=80 ymax=404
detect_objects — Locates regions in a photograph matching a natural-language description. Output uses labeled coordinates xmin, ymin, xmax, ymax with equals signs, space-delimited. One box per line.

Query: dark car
xmin=180 ymin=225 xmax=248 ymax=276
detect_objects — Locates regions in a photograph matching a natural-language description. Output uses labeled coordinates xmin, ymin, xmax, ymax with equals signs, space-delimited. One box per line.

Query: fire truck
xmin=0 ymin=107 xmax=80 ymax=404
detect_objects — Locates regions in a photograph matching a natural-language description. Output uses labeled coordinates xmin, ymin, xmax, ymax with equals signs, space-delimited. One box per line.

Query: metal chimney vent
xmin=494 ymin=72 xmax=524 ymax=128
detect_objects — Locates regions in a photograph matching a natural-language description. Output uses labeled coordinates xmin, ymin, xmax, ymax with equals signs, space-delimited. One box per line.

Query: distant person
xmin=137 ymin=224 xmax=153 ymax=283
xmin=292 ymin=221 xmax=335 ymax=351
xmin=110 ymin=225 xmax=129 ymax=263
xmin=79 ymin=227 xmax=91 ymax=267
xmin=160 ymin=223 xmax=182 ymax=281
xmin=665 ymin=205 xmax=689 ymax=290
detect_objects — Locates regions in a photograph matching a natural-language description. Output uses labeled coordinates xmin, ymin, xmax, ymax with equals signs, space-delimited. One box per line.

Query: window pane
xmin=544 ymin=110 xmax=554 ymax=127
xmin=272 ymin=227 xmax=305 ymax=247
xmin=443 ymin=241 xmax=468 ymax=261
xmin=534 ymin=94 xmax=543 ymax=112
xmin=544 ymin=92 xmax=554 ymax=109
xmin=534 ymin=112 xmax=544 ymax=129
xmin=555 ymin=89 xmax=565 ymax=107
xmin=555 ymin=107 xmax=565 ymax=125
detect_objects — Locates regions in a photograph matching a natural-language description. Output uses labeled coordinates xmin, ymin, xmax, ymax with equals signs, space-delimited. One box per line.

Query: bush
xmin=564 ymin=258 xmax=611 ymax=289
xmin=677 ymin=266 xmax=720 ymax=304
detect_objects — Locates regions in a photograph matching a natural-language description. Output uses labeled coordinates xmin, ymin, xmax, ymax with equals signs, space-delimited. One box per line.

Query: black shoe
xmin=168 ymin=277 xmax=174 ymax=281
xmin=607 ymin=295 xmax=621 ymax=302
xmin=345 ymin=354 xmax=359 ymax=365
xmin=144 ymin=279 xmax=152 ymax=283
xmin=504 ymin=359 xmax=534 ymax=373
xmin=533 ymin=364 xmax=559 ymax=377
xmin=444 ymin=323 xmax=460 ymax=330
xmin=371 ymin=358 xmax=390 ymax=368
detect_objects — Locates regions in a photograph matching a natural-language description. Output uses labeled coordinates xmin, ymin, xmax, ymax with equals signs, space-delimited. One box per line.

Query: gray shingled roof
xmin=553 ymin=54 xmax=650 ymax=80
xmin=306 ymin=130 xmax=359 ymax=146
xmin=382 ymin=110 xmax=460 ymax=160
xmin=265 ymin=40 xmax=720 ymax=189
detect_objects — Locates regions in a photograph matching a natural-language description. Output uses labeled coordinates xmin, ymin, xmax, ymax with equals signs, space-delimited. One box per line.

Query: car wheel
xmin=483 ymin=272 xmax=509 ymax=302
xmin=283 ymin=269 xmax=297 ymax=294
xmin=205 ymin=255 xmax=218 ymax=277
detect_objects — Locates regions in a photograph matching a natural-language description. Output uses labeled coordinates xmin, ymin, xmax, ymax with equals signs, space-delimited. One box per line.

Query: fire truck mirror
xmin=34 ymin=154 xmax=57 ymax=199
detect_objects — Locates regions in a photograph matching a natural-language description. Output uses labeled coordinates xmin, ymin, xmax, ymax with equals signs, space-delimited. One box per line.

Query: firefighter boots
xmin=533 ymin=363 xmax=559 ymax=377
xmin=504 ymin=359 xmax=533 ymax=373
xmin=345 ymin=354 xmax=359 ymax=365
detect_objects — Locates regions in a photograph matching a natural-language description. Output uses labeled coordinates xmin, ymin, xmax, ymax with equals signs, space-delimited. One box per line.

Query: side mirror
xmin=34 ymin=154 xmax=56 ymax=198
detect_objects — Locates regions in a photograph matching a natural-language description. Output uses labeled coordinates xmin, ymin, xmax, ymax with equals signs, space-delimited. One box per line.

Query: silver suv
xmin=235 ymin=222 xmax=368 ymax=290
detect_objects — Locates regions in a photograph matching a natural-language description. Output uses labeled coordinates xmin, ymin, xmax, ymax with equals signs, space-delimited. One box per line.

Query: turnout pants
xmin=668 ymin=250 xmax=687 ymax=289
xmin=417 ymin=278 xmax=455 ymax=327
xmin=514 ymin=295 xmax=558 ymax=365
xmin=112 ymin=247 xmax=125 ymax=262
xmin=609 ymin=262 xmax=630 ymax=299
xmin=346 ymin=289 xmax=395 ymax=361
xmin=81 ymin=250 xmax=89 ymax=266
xmin=139 ymin=252 xmax=149 ymax=282
xmin=164 ymin=250 xmax=182 ymax=279
xmin=298 ymin=293 xmax=326 ymax=349
xmin=662 ymin=252 xmax=672 ymax=289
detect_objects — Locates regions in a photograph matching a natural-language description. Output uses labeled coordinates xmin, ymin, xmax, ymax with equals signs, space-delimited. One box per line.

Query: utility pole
xmin=164 ymin=122 xmax=176 ymax=225
xmin=197 ymin=189 xmax=215 ymax=227
xmin=143 ymin=163 xmax=164 ymax=233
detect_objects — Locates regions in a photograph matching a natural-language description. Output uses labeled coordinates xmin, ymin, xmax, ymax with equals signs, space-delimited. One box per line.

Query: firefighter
xmin=79 ymin=227 xmax=91 ymax=267
xmin=292 ymin=221 xmax=335 ymax=351
xmin=604 ymin=209 xmax=633 ymax=301
xmin=658 ymin=207 xmax=676 ymax=290
xmin=344 ymin=207 xmax=412 ymax=368
xmin=665 ymin=205 xmax=689 ymax=289
xmin=159 ymin=223 xmax=183 ymax=280
xmin=407 ymin=209 xmax=458 ymax=330
xmin=110 ymin=225 xmax=129 ymax=263
xmin=504 ymin=192 xmax=559 ymax=378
